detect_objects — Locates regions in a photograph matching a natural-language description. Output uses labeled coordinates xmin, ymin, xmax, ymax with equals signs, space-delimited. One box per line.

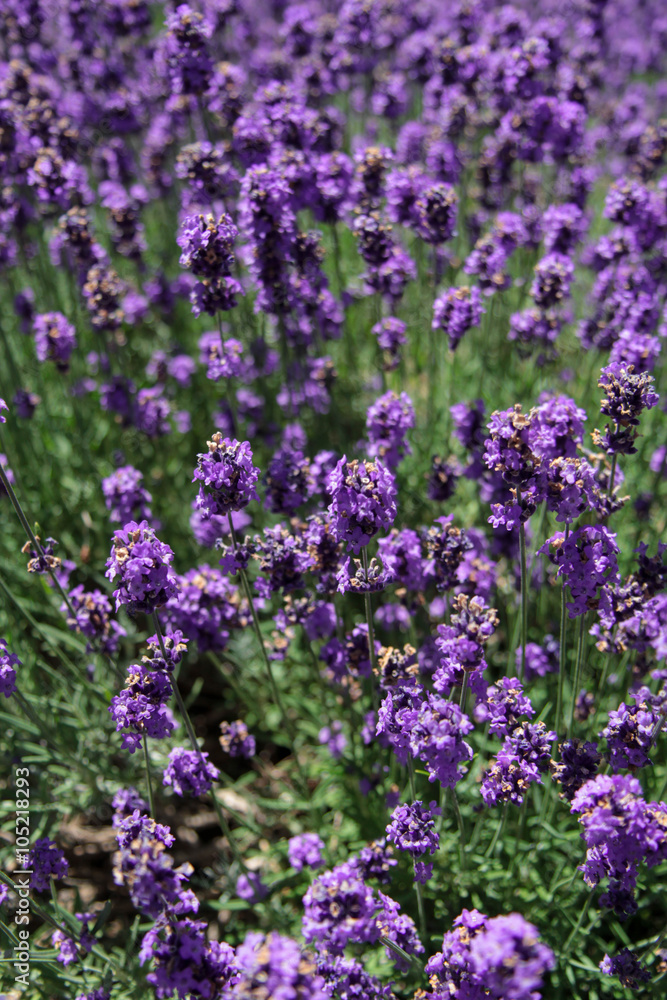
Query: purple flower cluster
xmin=0 ymin=638 xmax=21 ymax=698
xmin=539 ymin=526 xmax=620 ymax=618
xmin=219 ymin=719 xmax=256 ymax=759
xmin=550 ymin=740 xmax=602 ymax=802
xmin=481 ymin=722 xmax=556 ymax=808
xmin=593 ymin=361 xmax=659 ymax=455
xmin=302 ymin=862 xmax=380 ymax=954
xmin=435 ymin=595 xmax=499 ymax=698
xmin=386 ymin=801 xmax=439 ymax=883
xmin=571 ymin=774 xmax=667 ymax=915
xmin=229 ymin=932 xmax=326 ymax=1000
xmin=28 ymin=837 xmax=69 ymax=892
xmin=366 ymin=391 xmax=415 ymax=471
xmin=426 ymin=909 xmax=554 ymax=1000
xmin=65 ymin=585 xmax=126 ymax=656
xmin=288 ymin=834 xmax=325 ymax=872
xmin=327 ymin=458 xmax=397 ymax=553
xmin=163 ymin=747 xmax=220 ymax=797
xmin=193 ymin=435 xmax=260 ymax=519
xmin=601 ymin=694 xmax=659 ymax=772
xmin=140 ymin=917 xmax=237 ymax=1000
xmin=33 ymin=312 xmax=77 ymax=371
xmin=113 ymin=812 xmax=198 ymax=919
xmin=432 ymin=286 xmax=484 ymax=352
xmin=106 ymin=521 xmax=179 ymax=615
xmin=102 ymin=466 xmax=152 ymax=524
xmin=110 ymin=661 xmax=177 ymax=753
xmin=600 ymin=949 xmax=651 ymax=990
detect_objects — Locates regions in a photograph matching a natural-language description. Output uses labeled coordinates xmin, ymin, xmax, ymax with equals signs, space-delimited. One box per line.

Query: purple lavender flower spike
xmin=327 ymin=457 xmax=397 ymax=554
xmin=600 ymin=949 xmax=651 ymax=990
xmin=219 ymin=719 xmax=256 ymax=758
xmin=29 ymin=837 xmax=69 ymax=892
xmin=163 ymin=747 xmax=220 ymax=797
xmin=0 ymin=638 xmax=21 ymax=698
xmin=288 ymin=834 xmax=325 ymax=872
xmin=33 ymin=312 xmax=77 ymax=371
xmin=140 ymin=917 xmax=237 ymax=999
xmin=102 ymin=466 xmax=152 ymax=524
xmin=432 ymin=286 xmax=484 ymax=351
xmin=105 ymin=521 xmax=179 ymax=615
xmin=193 ymin=435 xmax=260 ymax=520
xmin=469 ymin=913 xmax=555 ymax=999
xmin=231 ymin=932 xmax=326 ymax=1000
xmin=366 ymin=391 xmax=415 ymax=471
xmin=302 ymin=862 xmax=380 ymax=953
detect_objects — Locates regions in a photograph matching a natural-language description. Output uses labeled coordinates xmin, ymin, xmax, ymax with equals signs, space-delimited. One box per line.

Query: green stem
xmin=450 ymin=788 xmax=466 ymax=871
xmin=607 ymin=452 xmax=618 ymax=500
xmin=568 ymin=615 xmax=586 ymax=739
xmin=517 ymin=487 xmax=528 ymax=681
xmin=555 ymin=524 xmax=571 ymax=737
xmin=562 ymin=890 xmax=596 ymax=953
xmin=458 ymin=671 xmax=468 ymax=711
xmin=0 ymin=461 xmax=79 ymax=626
xmin=227 ymin=516 xmax=313 ymax=803
xmin=407 ymin=755 xmax=417 ymax=801
xmin=142 ymin=732 xmax=155 ymax=817
xmin=361 ymin=548 xmax=379 ymax=713
xmin=485 ymin=802 xmax=508 ymax=857
xmin=152 ymin=612 xmax=246 ymax=871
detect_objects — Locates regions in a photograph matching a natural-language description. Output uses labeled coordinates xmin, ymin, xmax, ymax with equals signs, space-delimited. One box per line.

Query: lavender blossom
xmin=163 ymin=747 xmax=220 ymax=797
xmin=193 ymin=435 xmax=260 ymax=519
xmin=0 ymin=638 xmax=21 ymax=698
xmin=327 ymin=458 xmax=397 ymax=553
xmin=105 ymin=521 xmax=179 ymax=615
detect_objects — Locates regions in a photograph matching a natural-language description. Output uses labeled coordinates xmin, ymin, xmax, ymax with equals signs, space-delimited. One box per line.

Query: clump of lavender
xmin=102 ymin=466 xmax=152 ymax=524
xmin=230 ymin=932 xmax=326 ymax=1000
xmin=481 ymin=722 xmax=556 ymax=808
xmin=432 ymin=286 xmax=484 ymax=351
xmin=265 ymin=447 xmax=314 ymax=515
xmin=140 ymin=918 xmax=237 ymax=1000
xmin=28 ymin=837 xmax=69 ymax=892
xmin=33 ymin=312 xmax=77 ymax=371
xmin=163 ymin=747 xmax=220 ymax=797
xmin=469 ymin=913 xmax=555 ymax=999
xmin=422 ymin=517 xmax=473 ymax=593
xmin=592 ymin=362 xmax=659 ymax=456
xmin=600 ymin=697 xmax=658 ymax=772
xmin=411 ymin=694 xmax=474 ymax=788
xmin=219 ymin=719 xmax=256 ymax=758
xmin=350 ymin=839 xmax=397 ymax=885
xmin=113 ymin=813 xmax=197 ymax=919
xmin=327 ymin=458 xmax=397 ymax=553
xmin=288 ymin=834 xmax=325 ymax=872
xmin=0 ymin=638 xmax=21 ymax=698
xmin=600 ymin=949 xmax=651 ymax=990
xmin=373 ymin=317 xmax=406 ymax=371
xmin=426 ymin=456 xmax=460 ymax=502
xmin=302 ymin=862 xmax=380 ymax=953
xmin=427 ymin=909 xmax=554 ymax=1000
xmin=110 ymin=662 xmax=177 ymax=753
xmin=177 ymin=212 xmax=237 ymax=278
xmin=571 ymin=773 xmax=667 ymax=916
xmin=366 ymin=391 xmax=415 ymax=471
xmin=550 ymin=740 xmax=602 ymax=801
xmin=386 ymin=800 xmax=440 ymax=883
xmin=64 ymin=586 xmax=126 ymax=656
xmin=193 ymin=435 xmax=260 ymax=520
xmin=539 ymin=526 xmax=620 ymax=618
xmin=105 ymin=521 xmax=179 ymax=615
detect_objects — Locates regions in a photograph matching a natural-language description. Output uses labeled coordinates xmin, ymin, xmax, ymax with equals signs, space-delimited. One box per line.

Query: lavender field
xmin=1 ymin=1 xmax=667 ymax=998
